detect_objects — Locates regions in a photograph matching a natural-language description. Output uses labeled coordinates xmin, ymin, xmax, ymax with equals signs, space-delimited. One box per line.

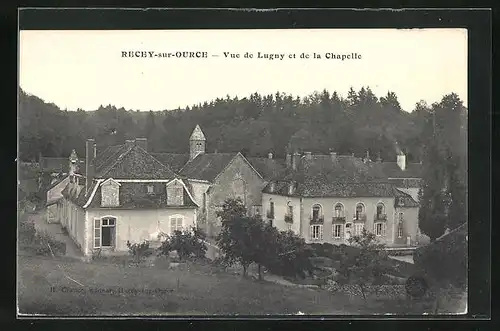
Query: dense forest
xmin=18 ymin=87 xmax=466 ymax=164
xmin=18 ymin=87 xmax=467 ymax=237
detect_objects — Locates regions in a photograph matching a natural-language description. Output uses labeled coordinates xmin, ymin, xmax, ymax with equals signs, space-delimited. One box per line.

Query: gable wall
xmin=205 ymin=155 xmax=266 ymax=237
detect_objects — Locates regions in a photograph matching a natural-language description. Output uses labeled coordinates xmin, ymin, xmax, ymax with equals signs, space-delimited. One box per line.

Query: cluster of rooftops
xmin=41 ymin=125 xmax=422 ymax=209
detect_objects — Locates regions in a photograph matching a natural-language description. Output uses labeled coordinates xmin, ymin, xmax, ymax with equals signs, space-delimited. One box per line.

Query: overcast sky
xmin=19 ymin=28 xmax=467 ymax=112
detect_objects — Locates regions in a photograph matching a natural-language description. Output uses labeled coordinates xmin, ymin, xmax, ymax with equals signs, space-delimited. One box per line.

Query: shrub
xmin=126 ymin=240 xmax=153 ymax=262
xmin=34 ymin=230 xmax=66 ymax=256
xmin=19 ymin=220 xmax=36 ymax=245
xmin=158 ymin=227 xmax=207 ymax=261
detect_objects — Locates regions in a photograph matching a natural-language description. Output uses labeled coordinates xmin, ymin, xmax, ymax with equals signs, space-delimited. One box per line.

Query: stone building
xmin=55 ymin=139 xmax=198 ymax=257
xmin=261 ymin=151 xmax=427 ymax=247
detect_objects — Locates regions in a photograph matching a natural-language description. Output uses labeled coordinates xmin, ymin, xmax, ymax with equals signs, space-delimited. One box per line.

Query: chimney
xmin=397 ymin=152 xmax=406 ymax=171
xmin=304 ymin=151 xmax=312 ymax=160
xmin=85 ymin=139 xmax=95 ymax=196
xmin=268 ymin=152 xmax=273 ymax=159
xmin=135 ymin=138 xmax=148 ymax=151
xmin=125 ymin=139 xmax=135 ymax=149
xmin=330 ymin=151 xmax=337 ymax=161
xmin=285 ymin=153 xmax=292 ymax=168
xmin=292 ymin=152 xmax=300 ymax=171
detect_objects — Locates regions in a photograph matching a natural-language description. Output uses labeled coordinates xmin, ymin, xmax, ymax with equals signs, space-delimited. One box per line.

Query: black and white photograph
xmin=17 ymin=17 xmax=469 ymax=317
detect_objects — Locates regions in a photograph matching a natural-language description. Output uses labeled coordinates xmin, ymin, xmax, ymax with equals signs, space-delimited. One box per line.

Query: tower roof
xmin=190 ymin=124 xmax=206 ymax=141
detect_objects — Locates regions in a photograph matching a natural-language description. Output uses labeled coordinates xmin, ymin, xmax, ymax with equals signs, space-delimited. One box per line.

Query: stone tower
xmin=68 ymin=149 xmax=79 ymax=175
xmin=189 ymin=124 xmax=206 ymax=161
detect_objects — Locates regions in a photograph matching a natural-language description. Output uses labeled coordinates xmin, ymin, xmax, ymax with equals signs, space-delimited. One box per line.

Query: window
xmin=267 ymin=200 xmax=274 ymax=219
xmin=374 ymin=222 xmax=386 ymax=237
xmin=355 ymin=203 xmax=365 ymax=220
xmin=334 ymin=203 xmax=344 ymax=218
xmin=376 ymin=203 xmax=385 ymax=219
xmin=399 ymin=212 xmax=404 ymax=221
xmin=398 ymin=221 xmax=404 ymax=238
xmin=147 ymin=185 xmax=154 ymax=194
xmin=269 ymin=219 xmax=273 ymax=227
xmin=285 ymin=202 xmax=294 ymax=223
xmin=94 ymin=217 xmax=116 ymax=248
xmin=354 ymin=223 xmax=364 ymax=236
xmin=310 ymin=225 xmax=323 ymax=240
xmin=170 ymin=216 xmax=184 ymax=234
xmin=312 ymin=204 xmax=322 ymax=221
xmin=333 ymin=224 xmax=343 ymax=239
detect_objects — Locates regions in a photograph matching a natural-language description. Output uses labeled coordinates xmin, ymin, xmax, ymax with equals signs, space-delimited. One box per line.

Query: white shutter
xmin=319 ymin=225 xmax=323 ymax=240
xmin=94 ymin=219 xmax=101 ymax=248
xmin=373 ymin=222 xmax=377 ymax=235
xmin=170 ymin=218 xmax=177 ymax=234
xmin=382 ymin=223 xmax=386 ymax=237
xmin=177 ymin=217 xmax=183 ymax=232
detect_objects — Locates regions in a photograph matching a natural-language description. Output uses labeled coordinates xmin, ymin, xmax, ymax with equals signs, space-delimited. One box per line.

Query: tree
xmin=157 ymin=227 xmax=207 ymax=261
xmin=127 ymin=240 xmax=153 ymax=263
xmin=265 ymin=229 xmax=315 ymax=279
xmin=337 ymin=228 xmax=389 ymax=300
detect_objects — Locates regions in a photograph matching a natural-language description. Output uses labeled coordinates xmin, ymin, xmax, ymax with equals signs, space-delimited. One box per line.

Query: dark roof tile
xmin=151 ymin=153 xmax=190 ymax=172
xmin=97 ymin=145 xmax=177 ymax=180
xmin=179 ymin=153 xmax=237 ymax=182
xmin=247 ymin=157 xmax=287 ymax=181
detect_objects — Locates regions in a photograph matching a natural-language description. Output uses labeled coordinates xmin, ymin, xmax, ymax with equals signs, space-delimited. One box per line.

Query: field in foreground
xmin=17 ymin=253 xmax=463 ymax=316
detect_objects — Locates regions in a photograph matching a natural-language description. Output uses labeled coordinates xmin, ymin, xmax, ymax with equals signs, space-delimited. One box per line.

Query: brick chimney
xmin=397 ymin=152 xmax=406 ymax=171
xmin=85 ymin=139 xmax=96 ymax=196
xmin=135 ymin=138 xmax=148 ymax=151
xmin=268 ymin=152 xmax=273 ymax=159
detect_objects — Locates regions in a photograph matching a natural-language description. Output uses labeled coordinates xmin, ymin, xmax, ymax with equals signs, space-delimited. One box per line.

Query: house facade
xmin=56 ymin=139 xmax=198 ymax=257
xmin=261 ymin=152 xmax=427 ymax=247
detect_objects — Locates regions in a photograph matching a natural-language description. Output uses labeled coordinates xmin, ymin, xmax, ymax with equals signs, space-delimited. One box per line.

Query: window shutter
xmin=177 ymin=218 xmax=183 ymax=231
xmin=94 ymin=219 xmax=101 ymax=248
xmin=373 ymin=222 xmax=376 ymax=235
xmin=340 ymin=224 xmax=344 ymax=239
xmin=319 ymin=225 xmax=323 ymax=240
xmin=309 ymin=225 xmax=313 ymax=240
xmin=382 ymin=223 xmax=387 ymax=237
xmin=170 ymin=218 xmax=177 ymax=233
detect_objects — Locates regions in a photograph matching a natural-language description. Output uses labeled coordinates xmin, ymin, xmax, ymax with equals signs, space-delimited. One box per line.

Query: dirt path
xmin=27 ymin=211 xmax=84 ymax=259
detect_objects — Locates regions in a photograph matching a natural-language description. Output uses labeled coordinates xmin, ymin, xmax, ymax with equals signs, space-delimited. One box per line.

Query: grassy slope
xmin=18 ymin=254 xmax=357 ymax=316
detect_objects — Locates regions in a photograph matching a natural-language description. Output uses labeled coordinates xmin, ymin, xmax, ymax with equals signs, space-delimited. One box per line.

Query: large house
xmin=261 ymin=151 xmax=428 ymax=247
xmin=51 ymin=139 xmax=198 ymax=257
xmin=45 ymin=124 xmax=426 ymax=256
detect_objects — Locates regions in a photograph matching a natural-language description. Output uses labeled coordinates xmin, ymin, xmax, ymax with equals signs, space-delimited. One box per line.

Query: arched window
xmin=312 ymin=204 xmax=322 ymax=222
xmin=334 ymin=203 xmax=344 ymax=218
xmin=285 ymin=201 xmax=294 ymax=223
xmin=376 ymin=202 xmax=386 ymax=220
xmin=355 ymin=203 xmax=365 ymax=220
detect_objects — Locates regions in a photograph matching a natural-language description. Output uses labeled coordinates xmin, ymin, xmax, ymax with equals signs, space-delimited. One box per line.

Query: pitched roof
xmin=374 ymin=162 xmax=423 ymax=179
xmin=263 ymin=154 xmax=418 ymax=201
xmin=61 ymin=182 xmax=89 ymax=208
xmin=190 ymin=124 xmax=206 ymax=141
xmin=151 ymin=153 xmax=189 ymax=172
xmin=94 ymin=144 xmax=124 ymax=171
xmin=84 ymin=181 xmax=197 ymax=209
xmin=179 ymin=153 xmax=237 ymax=182
xmin=246 ymin=157 xmax=287 ymax=181
xmin=96 ymin=145 xmax=177 ymax=180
